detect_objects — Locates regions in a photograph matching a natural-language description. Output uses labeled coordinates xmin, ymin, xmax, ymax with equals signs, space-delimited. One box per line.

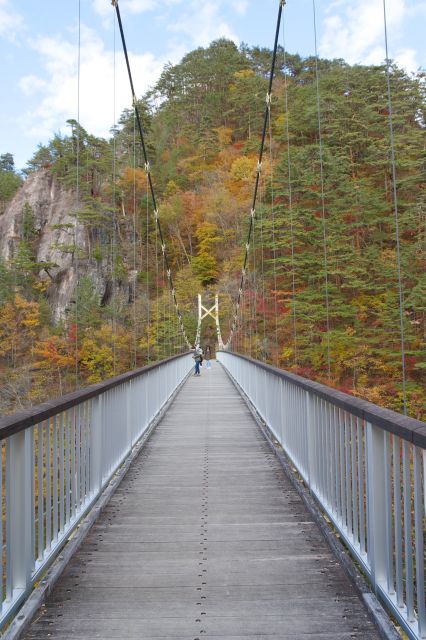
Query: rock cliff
xmin=0 ymin=170 xmax=113 ymax=321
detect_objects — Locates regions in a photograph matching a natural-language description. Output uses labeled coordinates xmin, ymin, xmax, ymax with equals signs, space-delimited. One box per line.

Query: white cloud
xmin=21 ymin=25 xmax=164 ymax=141
xmin=19 ymin=74 xmax=47 ymax=96
xmin=93 ymin=0 xmax=111 ymax=18
xmin=93 ymin=0 xmax=240 ymax=48
xmin=231 ymin=0 xmax=249 ymax=15
xmin=122 ymin=0 xmax=158 ymax=12
xmin=93 ymin=0 xmax=182 ymax=18
xmin=319 ymin=0 xmax=420 ymax=71
xmin=0 ymin=0 xmax=24 ymax=41
xmin=394 ymin=47 xmax=419 ymax=72
xmin=170 ymin=1 xmax=238 ymax=48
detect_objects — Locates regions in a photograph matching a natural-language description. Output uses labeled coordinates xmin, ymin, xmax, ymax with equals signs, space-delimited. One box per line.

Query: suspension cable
xmin=282 ymin=11 xmax=298 ymax=365
xmin=382 ymin=0 xmax=407 ymax=414
xmin=225 ymin=0 xmax=285 ymax=349
xmin=313 ymin=0 xmax=331 ymax=381
xmin=112 ymin=0 xmax=191 ymax=350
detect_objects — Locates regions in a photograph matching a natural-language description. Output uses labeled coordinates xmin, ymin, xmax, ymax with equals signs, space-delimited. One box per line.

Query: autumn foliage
xmin=0 ymin=41 xmax=424 ymax=419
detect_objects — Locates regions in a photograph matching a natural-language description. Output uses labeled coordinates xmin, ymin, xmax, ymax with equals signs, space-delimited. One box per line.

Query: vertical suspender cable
xmin=259 ymin=165 xmax=267 ymax=356
xmin=252 ymin=189 xmax=257 ymax=357
xmin=282 ymin=13 xmax=298 ymax=365
xmin=74 ymin=0 xmax=81 ymax=389
xmin=162 ymin=256 xmax=165 ymax=357
xmin=112 ymin=16 xmax=117 ymax=374
xmin=382 ymin=0 xmax=407 ymax=414
xmin=313 ymin=0 xmax=331 ymax=381
xmin=168 ymin=290 xmax=171 ymax=355
xmin=146 ymin=170 xmax=151 ymax=362
xmin=132 ymin=108 xmax=137 ymax=368
xmin=268 ymin=96 xmax=278 ymax=363
xmin=155 ymin=223 xmax=159 ymax=357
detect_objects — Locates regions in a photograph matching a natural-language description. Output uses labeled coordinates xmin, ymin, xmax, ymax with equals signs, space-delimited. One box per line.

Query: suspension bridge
xmin=0 ymin=1 xmax=425 ymax=639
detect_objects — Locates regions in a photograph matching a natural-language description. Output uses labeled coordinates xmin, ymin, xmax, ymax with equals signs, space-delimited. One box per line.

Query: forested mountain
xmin=0 ymin=40 xmax=424 ymax=418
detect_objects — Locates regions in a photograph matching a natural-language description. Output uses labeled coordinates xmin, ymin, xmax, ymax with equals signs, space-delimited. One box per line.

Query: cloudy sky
xmin=1 ymin=0 xmax=425 ymax=171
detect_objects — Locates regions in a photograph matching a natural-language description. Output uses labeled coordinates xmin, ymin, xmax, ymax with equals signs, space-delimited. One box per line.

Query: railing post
xmin=90 ymin=395 xmax=103 ymax=495
xmin=6 ymin=429 xmax=33 ymax=601
xmin=366 ymin=421 xmax=387 ymax=592
xmin=305 ymin=390 xmax=316 ymax=490
xmin=126 ymin=381 xmax=132 ymax=450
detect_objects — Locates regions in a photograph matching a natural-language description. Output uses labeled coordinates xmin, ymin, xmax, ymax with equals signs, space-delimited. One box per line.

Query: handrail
xmin=0 ymin=352 xmax=192 ymax=440
xmin=217 ymin=351 xmax=425 ymax=640
xmin=0 ymin=352 xmax=193 ymax=631
xmin=217 ymin=351 xmax=426 ymax=447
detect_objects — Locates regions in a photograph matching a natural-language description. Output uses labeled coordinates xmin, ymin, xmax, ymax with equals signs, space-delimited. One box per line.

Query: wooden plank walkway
xmin=24 ymin=361 xmax=380 ymax=640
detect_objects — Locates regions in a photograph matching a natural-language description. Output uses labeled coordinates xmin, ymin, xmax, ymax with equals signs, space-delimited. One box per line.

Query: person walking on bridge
xmin=192 ymin=345 xmax=203 ymax=376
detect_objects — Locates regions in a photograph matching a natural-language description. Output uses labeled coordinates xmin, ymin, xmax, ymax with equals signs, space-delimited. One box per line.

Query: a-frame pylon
xmin=195 ymin=294 xmax=224 ymax=350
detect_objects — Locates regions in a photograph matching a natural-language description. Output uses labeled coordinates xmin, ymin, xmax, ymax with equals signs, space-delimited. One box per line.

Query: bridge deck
xmin=24 ymin=362 xmax=380 ymax=639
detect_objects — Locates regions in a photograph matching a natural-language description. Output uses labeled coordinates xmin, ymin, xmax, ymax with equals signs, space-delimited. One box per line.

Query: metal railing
xmin=217 ymin=351 xmax=426 ymax=640
xmin=0 ymin=352 xmax=193 ymax=629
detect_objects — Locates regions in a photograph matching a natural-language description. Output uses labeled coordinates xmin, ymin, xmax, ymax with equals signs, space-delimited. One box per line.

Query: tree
xmin=0 ymin=152 xmax=22 ymax=210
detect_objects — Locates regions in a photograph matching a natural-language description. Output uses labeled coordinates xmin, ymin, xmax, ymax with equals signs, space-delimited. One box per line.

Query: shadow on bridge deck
xmin=24 ymin=361 xmax=380 ymax=639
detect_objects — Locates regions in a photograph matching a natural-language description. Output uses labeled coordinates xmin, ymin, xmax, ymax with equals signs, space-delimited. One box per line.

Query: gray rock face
xmin=0 ymin=169 xmax=113 ymax=322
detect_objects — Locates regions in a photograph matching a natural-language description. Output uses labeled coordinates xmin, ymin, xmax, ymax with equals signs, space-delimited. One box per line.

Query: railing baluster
xmin=393 ymin=435 xmax=403 ymax=607
xmin=350 ymin=416 xmax=358 ymax=546
xmin=52 ymin=416 xmax=58 ymax=543
xmin=339 ymin=409 xmax=346 ymax=526
xmin=0 ymin=442 xmax=3 ymax=609
xmin=383 ymin=432 xmax=394 ymax=595
xmin=402 ymin=440 xmax=414 ymax=623
xmin=59 ymin=413 xmax=65 ymax=533
xmin=345 ymin=412 xmax=352 ymax=536
xmin=413 ymin=445 xmax=425 ymax=635
xmin=321 ymin=399 xmax=327 ymax=501
xmin=46 ymin=419 xmax=51 ymax=552
xmin=37 ymin=423 xmax=43 ymax=562
xmin=333 ymin=405 xmax=339 ymax=515
xmin=65 ymin=411 xmax=70 ymax=526
xmin=71 ymin=408 xmax=76 ymax=520
xmin=76 ymin=405 xmax=81 ymax=512
xmin=357 ymin=418 xmax=366 ymax=555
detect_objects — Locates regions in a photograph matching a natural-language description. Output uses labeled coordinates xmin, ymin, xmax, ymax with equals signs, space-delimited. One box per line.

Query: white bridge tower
xmin=195 ymin=294 xmax=224 ymax=350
